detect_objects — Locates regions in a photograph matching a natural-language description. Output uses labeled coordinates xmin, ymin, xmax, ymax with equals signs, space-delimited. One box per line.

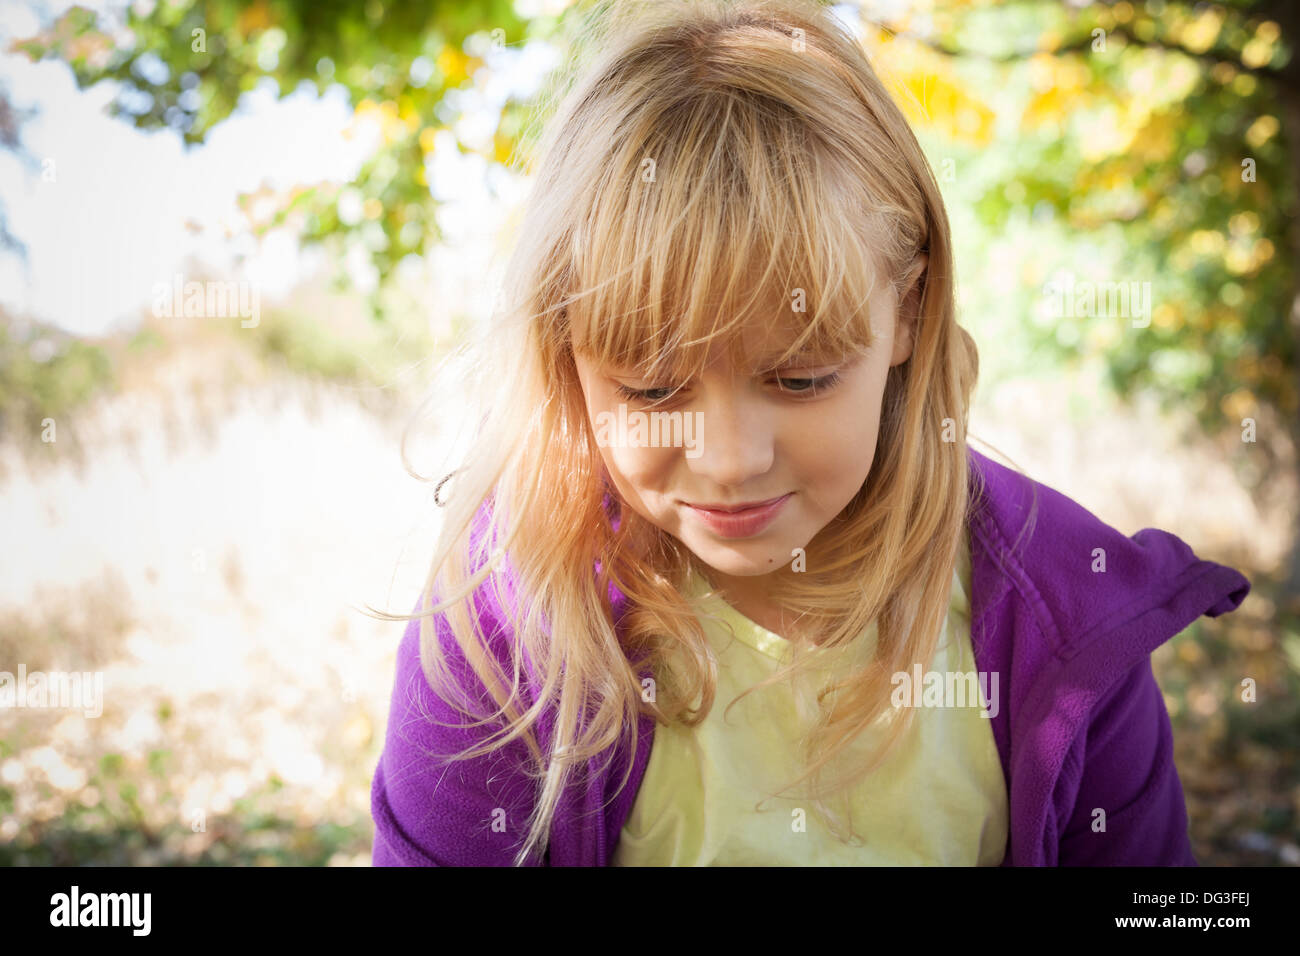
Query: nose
xmin=685 ymin=385 xmax=775 ymax=488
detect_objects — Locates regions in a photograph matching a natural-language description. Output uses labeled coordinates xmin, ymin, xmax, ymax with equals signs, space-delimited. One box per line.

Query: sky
xmin=0 ymin=0 xmax=561 ymax=338
xmin=0 ymin=0 xmax=865 ymax=339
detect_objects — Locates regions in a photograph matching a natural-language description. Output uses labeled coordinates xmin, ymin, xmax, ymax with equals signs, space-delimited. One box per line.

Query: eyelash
xmin=614 ymin=371 xmax=843 ymax=404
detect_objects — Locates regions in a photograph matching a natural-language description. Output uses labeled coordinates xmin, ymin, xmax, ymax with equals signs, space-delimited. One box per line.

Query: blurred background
xmin=0 ymin=0 xmax=1295 ymax=866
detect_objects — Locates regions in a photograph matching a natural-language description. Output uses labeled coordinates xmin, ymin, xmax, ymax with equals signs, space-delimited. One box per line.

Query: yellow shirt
xmin=612 ymin=534 xmax=1008 ymax=865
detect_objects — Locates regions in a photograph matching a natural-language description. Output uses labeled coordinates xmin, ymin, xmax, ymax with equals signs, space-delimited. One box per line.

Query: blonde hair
xmin=382 ymin=0 xmax=983 ymax=865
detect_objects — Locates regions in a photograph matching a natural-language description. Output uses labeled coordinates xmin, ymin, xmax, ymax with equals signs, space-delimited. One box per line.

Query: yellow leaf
xmin=1131 ymin=113 xmax=1175 ymax=163
xmin=493 ymin=133 xmax=513 ymax=166
xmin=1242 ymin=37 xmax=1275 ymax=70
xmin=1245 ymin=115 xmax=1279 ymax=148
xmin=1177 ymin=7 xmax=1224 ymax=55
xmin=1221 ymin=389 xmax=1254 ymax=421
xmin=1151 ymin=303 xmax=1180 ymax=331
xmin=1022 ymin=88 xmax=1066 ymax=130
xmin=237 ymin=0 xmax=274 ymax=35
xmin=894 ymin=69 xmax=995 ymax=146
xmin=437 ymin=47 xmax=470 ymax=86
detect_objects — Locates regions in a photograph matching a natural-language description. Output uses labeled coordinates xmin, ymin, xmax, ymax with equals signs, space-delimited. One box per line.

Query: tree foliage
xmin=14 ymin=1 xmax=1300 ymax=466
xmin=13 ymin=0 xmax=543 ymax=321
xmin=866 ymin=0 xmax=1296 ymax=449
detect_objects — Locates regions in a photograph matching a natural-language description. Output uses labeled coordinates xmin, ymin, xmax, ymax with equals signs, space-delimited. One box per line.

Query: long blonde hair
xmin=382 ymin=0 xmax=982 ymax=865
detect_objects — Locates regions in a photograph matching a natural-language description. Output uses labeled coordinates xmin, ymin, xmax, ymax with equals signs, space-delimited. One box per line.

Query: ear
xmin=889 ymin=251 xmax=927 ymax=367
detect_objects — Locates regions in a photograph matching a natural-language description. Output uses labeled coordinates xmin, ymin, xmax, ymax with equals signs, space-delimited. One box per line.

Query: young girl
xmin=370 ymin=0 xmax=1251 ymax=866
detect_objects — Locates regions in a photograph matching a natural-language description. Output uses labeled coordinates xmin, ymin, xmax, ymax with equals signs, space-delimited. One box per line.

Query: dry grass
xmin=0 ymin=331 xmax=1295 ymax=865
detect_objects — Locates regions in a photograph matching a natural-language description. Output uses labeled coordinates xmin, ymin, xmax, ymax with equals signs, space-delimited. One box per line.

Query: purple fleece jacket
xmin=371 ymin=447 xmax=1251 ymax=866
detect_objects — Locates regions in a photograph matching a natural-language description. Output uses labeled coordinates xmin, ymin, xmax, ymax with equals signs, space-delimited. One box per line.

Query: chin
xmin=694 ymin=544 xmax=790 ymax=576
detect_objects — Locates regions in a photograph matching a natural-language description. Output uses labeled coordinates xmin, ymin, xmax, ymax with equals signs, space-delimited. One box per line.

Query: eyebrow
xmin=753 ymin=349 xmax=837 ymax=367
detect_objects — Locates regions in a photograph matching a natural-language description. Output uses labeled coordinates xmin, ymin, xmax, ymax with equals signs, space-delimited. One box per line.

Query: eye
xmin=615 ymin=383 xmax=680 ymax=404
xmin=611 ymin=369 xmax=844 ymax=403
xmin=775 ymin=371 xmax=842 ymax=395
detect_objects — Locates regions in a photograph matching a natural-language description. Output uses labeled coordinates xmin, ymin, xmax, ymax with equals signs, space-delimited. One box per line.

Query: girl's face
xmin=573 ymin=258 xmax=923 ymax=588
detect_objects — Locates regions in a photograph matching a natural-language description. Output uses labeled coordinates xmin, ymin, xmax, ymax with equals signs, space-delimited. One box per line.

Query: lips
xmin=688 ymin=495 xmax=790 ymax=513
xmin=684 ymin=493 xmax=792 ymax=539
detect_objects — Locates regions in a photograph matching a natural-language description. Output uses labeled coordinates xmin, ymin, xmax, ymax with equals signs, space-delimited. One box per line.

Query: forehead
xmin=567 ymin=236 xmax=890 ymax=380
xmin=585 ymin=311 xmax=834 ymax=373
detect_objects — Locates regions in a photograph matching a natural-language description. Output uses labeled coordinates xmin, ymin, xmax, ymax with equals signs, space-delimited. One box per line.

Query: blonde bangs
xmin=563 ymin=87 xmax=893 ymax=384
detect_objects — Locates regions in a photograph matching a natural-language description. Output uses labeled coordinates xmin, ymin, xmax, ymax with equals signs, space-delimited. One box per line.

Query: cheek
xmin=597 ymin=445 xmax=678 ymax=526
xmin=792 ymin=378 xmax=885 ymax=483
xmin=582 ymin=394 xmax=675 ymax=491
xmin=605 ymin=443 xmax=675 ymax=488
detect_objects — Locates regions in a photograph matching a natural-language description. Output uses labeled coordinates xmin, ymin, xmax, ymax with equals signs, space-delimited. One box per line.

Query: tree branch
xmin=879 ymin=21 xmax=1293 ymax=91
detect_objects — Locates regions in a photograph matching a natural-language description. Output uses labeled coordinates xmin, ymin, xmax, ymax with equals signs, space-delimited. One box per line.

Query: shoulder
xmin=370 ymin=500 xmax=545 ymax=867
xmin=965 ymin=448 xmax=1245 ymax=865
xmin=966 ymin=447 xmax=1250 ymax=664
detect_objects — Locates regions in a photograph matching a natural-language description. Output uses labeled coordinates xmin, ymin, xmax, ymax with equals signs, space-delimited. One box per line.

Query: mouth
xmin=686 ymin=494 xmax=790 ymax=513
xmin=682 ymin=493 xmax=793 ymax=539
